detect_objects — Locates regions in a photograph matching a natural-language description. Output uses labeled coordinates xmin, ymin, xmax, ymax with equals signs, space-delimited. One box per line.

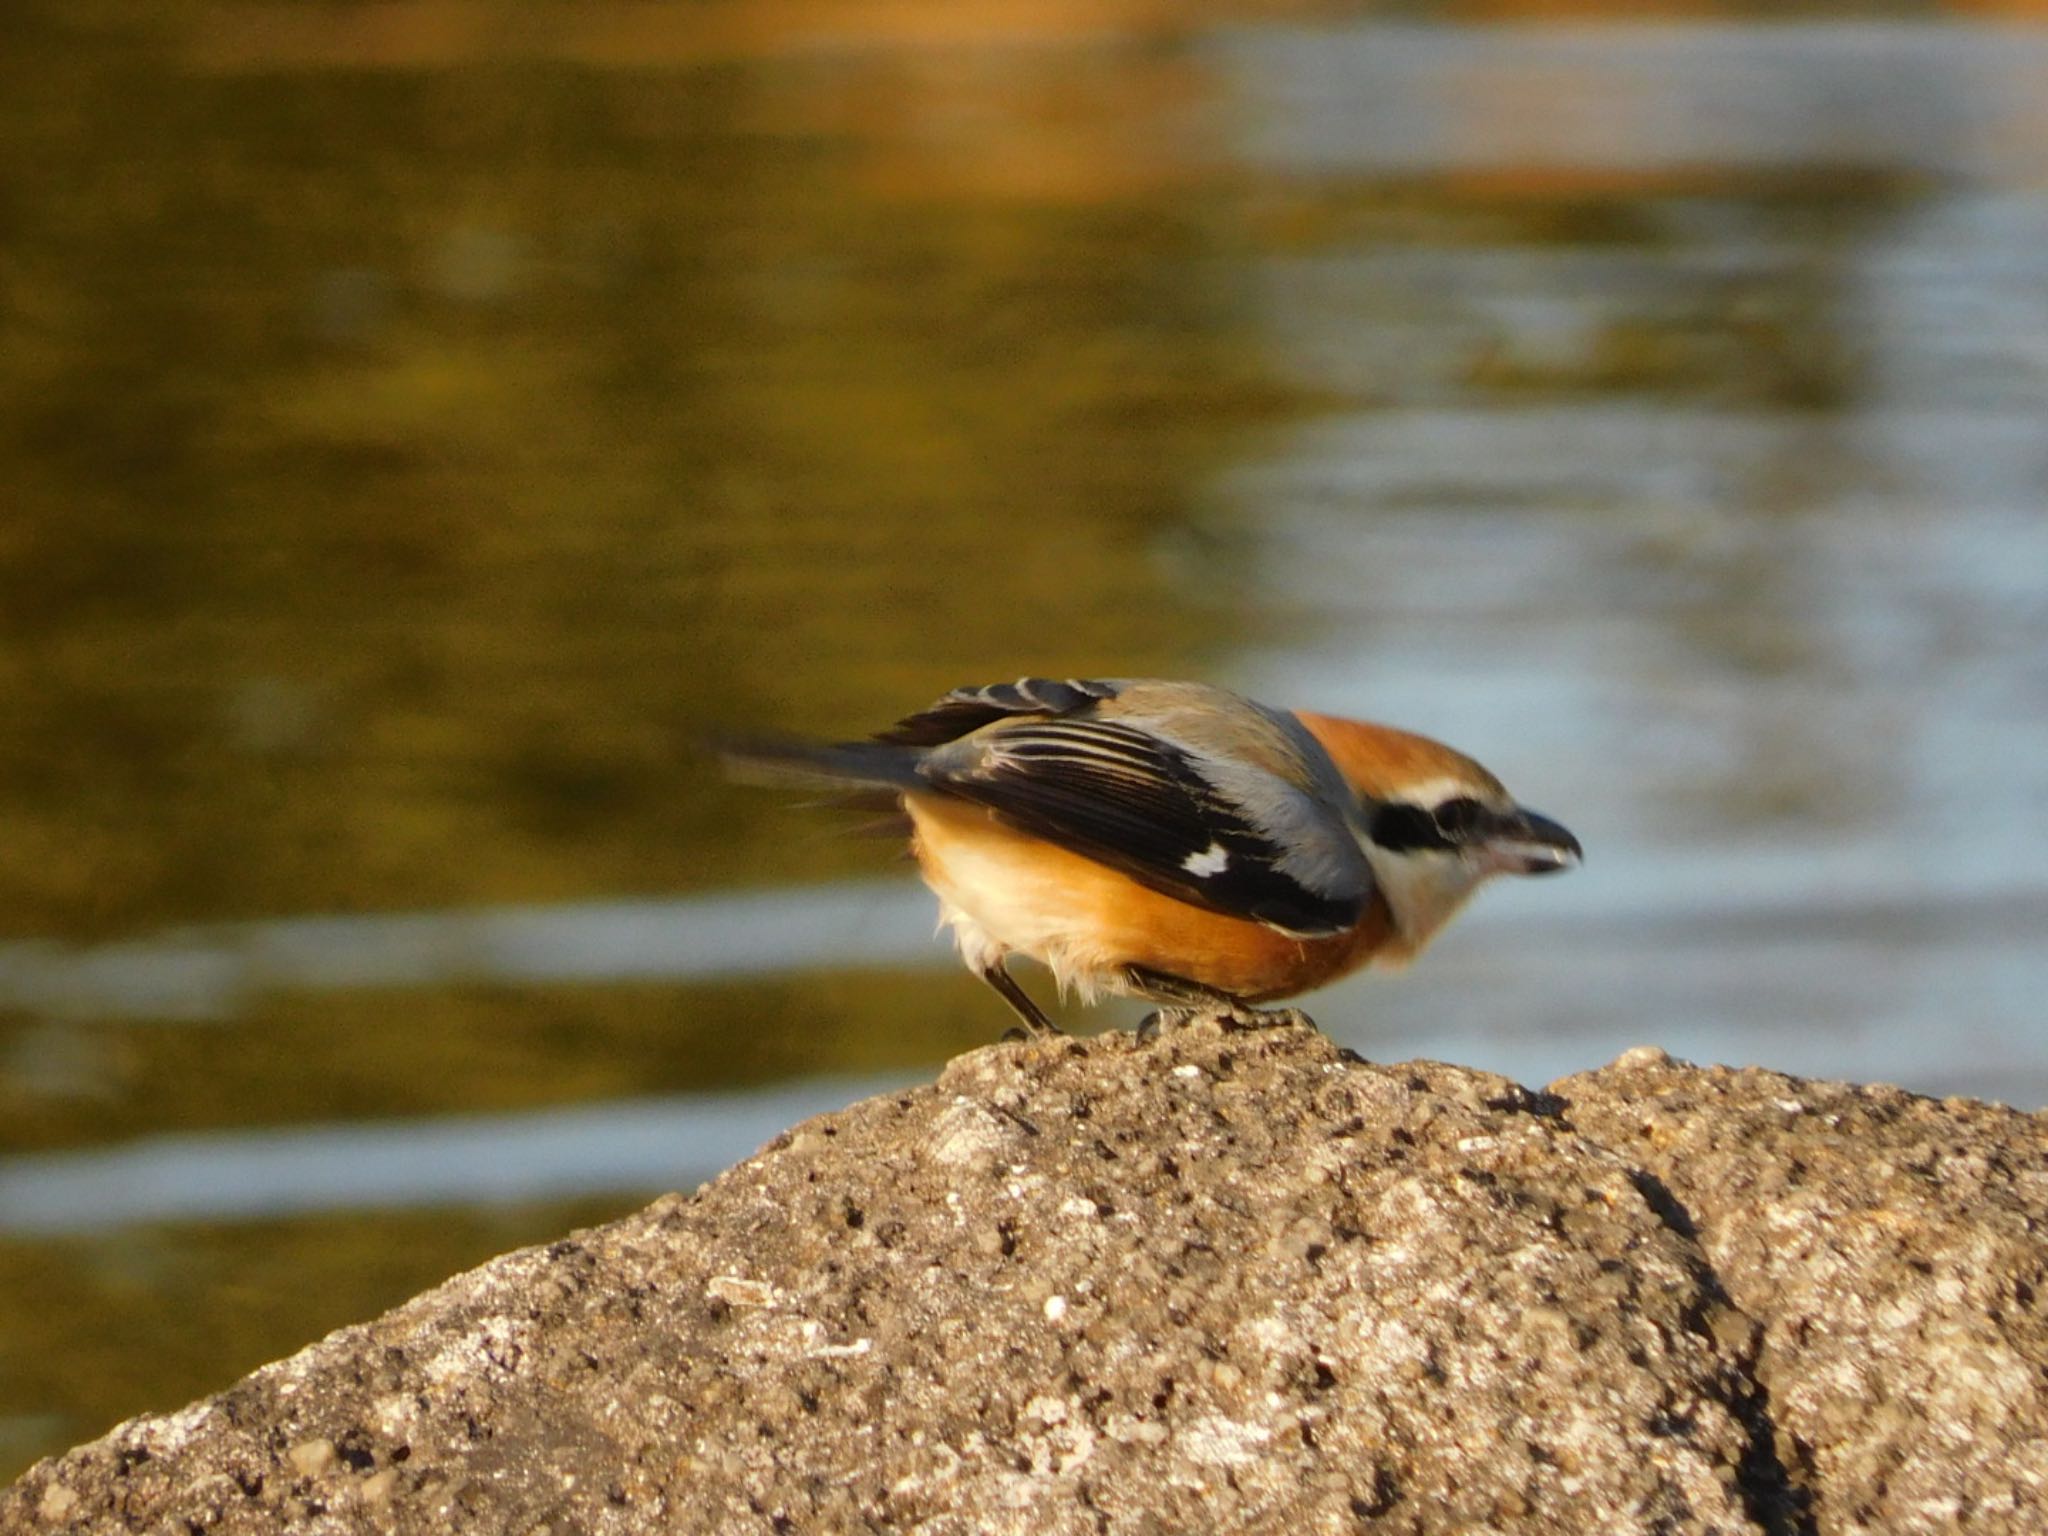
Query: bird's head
xmin=1294 ymin=712 xmax=1582 ymax=959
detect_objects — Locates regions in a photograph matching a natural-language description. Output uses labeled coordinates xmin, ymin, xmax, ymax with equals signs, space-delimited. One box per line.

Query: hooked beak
xmin=1475 ymin=807 xmax=1582 ymax=877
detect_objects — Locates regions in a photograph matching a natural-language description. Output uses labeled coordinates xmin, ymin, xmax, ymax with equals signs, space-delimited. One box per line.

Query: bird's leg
xmin=1123 ymin=967 xmax=1316 ymax=1033
xmin=979 ymin=961 xmax=1064 ymax=1038
xmin=1124 ymin=967 xmax=1239 ymax=1030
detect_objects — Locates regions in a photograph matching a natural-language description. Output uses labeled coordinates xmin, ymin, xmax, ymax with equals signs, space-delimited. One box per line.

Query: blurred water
xmin=1212 ymin=19 xmax=2048 ymax=1105
xmin=0 ymin=881 xmax=936 ymax=1022
xmin=1220 ymin=22 xmax=2048 ymax=180
xmin=4 ymin=4 xmax=2047 ymax=1482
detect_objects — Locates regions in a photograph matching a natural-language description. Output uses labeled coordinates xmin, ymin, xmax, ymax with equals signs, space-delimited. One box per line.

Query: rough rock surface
xmin=5 ymin=1025 xmax=2045 ymax=1535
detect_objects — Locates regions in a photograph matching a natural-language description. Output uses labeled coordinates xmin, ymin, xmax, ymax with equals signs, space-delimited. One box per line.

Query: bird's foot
xmin=1137 ymin=1004 xmax=1317 ymax=1037
xmin=1000 ymin=1020 xmax=1067 ymax=1043
xmin=1217 ymin=1005 xmax=1319 ymax=1034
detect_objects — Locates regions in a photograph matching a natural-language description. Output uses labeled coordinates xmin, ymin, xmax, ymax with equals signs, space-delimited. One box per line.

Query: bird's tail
xmin=718 ymin=735 xmax=925 ymax=795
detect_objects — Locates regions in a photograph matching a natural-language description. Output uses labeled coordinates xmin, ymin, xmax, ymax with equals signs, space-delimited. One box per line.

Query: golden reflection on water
xmin=0 ymin=8 xmax=1274 ymax=947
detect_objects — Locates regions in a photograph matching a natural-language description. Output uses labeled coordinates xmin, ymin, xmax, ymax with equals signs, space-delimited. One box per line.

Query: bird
xmin=725 ymin=677 xmax=1580 ymax=1036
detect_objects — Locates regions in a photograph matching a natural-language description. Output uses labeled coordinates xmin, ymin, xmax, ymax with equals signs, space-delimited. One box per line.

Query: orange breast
xmin=906 ymin=793 xmax=1392 ymax=1003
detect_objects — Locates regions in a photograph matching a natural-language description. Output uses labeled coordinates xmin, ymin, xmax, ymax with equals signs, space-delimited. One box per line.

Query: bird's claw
xmin=1136 ymin=1008 xmax=1199 ymax=1041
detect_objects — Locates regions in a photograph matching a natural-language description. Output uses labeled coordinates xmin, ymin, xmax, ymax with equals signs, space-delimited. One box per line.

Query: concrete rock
xmin=5 ymin=1024 xmax=2045 ymax=1535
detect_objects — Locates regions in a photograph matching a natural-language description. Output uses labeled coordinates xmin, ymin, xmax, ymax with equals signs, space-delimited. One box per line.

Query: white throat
xmin=1361 ymin=847 xmax=1489 ymax=963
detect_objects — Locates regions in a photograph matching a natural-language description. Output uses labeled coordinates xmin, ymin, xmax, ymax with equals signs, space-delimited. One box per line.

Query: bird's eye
xmin=1431 ymin=797 xmax=1486 ymax=839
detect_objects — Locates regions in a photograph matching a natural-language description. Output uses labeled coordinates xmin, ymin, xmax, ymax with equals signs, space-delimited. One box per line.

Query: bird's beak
xmin=1475 ymin=807 xmax=1582 ymax=877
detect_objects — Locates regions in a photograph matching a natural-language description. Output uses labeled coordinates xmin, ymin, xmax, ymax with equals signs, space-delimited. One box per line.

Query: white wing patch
xmin=1182 ymin=842 xmax=1230 ymax=878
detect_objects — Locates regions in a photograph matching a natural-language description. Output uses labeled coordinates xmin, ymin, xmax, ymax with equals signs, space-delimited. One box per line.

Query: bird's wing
xmin=875 ymin=677 xmax=1122 ymax=747
xmin=917 ymin=712 xmax=1369 ymax=937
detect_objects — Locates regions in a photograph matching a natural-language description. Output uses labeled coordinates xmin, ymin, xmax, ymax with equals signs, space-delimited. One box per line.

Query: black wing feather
xmin=922 ymin=718 xmax=1361 ymax=936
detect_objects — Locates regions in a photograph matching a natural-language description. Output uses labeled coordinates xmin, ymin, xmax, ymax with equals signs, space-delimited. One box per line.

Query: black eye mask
xmin=1369 ymin=802 xmax=1456 ymax=854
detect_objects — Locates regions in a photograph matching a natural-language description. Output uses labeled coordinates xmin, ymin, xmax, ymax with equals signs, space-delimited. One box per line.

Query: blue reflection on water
xmin=0 ymin=1073 xmax=917 ymax=1235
